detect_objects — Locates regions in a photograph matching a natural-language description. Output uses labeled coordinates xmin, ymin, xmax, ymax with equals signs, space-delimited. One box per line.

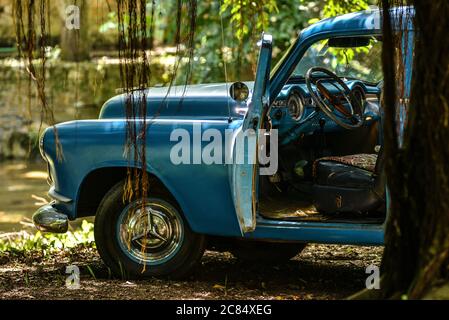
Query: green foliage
xmin=90 ymin=0 xmax=377 ymax=84
xmin=303 ymin=0 xmax=374 ymax=24
xmin=322 ymin=0 xmax=371 ymax=18
xmin=189 ymin=0 xmax=318 ymax=83
xmin=295 ymin=0 xmax=377 ymax=76
xmin=3 ymin=1 xmax=378 ymax=86
xmin=0 ymin=220 xmax=95 ymax=256
xmin=221 ymin=0 xmax=279 ymax=41
xmin=294 ymin=38 xmax=382 ymax=82
xmin=190 ymin=0 xmax=375 ymax=83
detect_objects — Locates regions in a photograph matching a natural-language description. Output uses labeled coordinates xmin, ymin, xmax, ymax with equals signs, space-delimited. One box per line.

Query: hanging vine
xmin=12 ymin=0 xmax=63 ymax=159
xmin=162 ymin=0 xmax=197 ymax=108
xmin=220 ymin=0 xmax=278 ymax=77
xmin=116 ymin=0 xmax=198 ymax=271
xmin=117 ymin=0 xmax=199 ymax=192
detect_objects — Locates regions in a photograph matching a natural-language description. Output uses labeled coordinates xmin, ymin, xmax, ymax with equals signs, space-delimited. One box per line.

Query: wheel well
xmin=76 ymin=167 xmax=176 ymax=218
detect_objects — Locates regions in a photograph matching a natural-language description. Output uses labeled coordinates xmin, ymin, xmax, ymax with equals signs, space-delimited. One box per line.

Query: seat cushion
xmin=315 ymin=161 xmax=375 ymax=188
xmin=313 ymin=154 xmax=378 ymax=188
xmin=312 ymin=153 xmax=382 ymax=213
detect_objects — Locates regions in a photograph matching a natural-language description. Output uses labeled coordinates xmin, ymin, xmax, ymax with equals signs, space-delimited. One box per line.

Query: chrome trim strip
xmin=48 ymin=186 xmax=72 ymax=203
xmin=366 ymin=93 xmax=379 ymax=101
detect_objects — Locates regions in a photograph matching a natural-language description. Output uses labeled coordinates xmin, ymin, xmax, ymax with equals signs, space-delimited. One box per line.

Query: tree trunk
xmin=59 ymin=0 xmax=90 ymax=61
xmin=380 ymin=0 xmax=449 ymax=299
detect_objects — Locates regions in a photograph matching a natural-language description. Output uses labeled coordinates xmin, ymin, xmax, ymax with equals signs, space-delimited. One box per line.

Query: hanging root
xmin=116 ymin=1 xmax=199 ymax=272
xmin=117 ymin=0 xmax=153 ymax=272
xmin=12 ymin=0 xmax=64 ymax=161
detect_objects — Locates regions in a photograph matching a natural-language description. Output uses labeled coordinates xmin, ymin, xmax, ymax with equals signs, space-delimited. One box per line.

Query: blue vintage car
xmin=34 ymin=8 xmax=413 ymax=278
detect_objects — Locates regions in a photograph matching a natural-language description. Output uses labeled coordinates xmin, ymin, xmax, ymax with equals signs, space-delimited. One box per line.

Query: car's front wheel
xmin=94 ymin=181 xmax=206 ymax=279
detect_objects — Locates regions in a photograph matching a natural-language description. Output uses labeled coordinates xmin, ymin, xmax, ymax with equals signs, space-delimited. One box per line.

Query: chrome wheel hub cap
xmin=117 ymin=201 xmax=184 ymax=265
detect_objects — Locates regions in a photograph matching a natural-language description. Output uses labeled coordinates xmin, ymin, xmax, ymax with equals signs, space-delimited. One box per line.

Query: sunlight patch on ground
xmin=2 ymin=163 xmax=27 ymax=172
xmin=0 ymin=267 xmax=26 ymax=273
xmin=7 ymin=184 xmax=32 ymax=192
xmin=0 ymin=161 xmax=49 ymax=232
xmin=0 ymin=211 xmax=25 ymax=224
xmin=22 ymin=171 xmax=48 ymax=180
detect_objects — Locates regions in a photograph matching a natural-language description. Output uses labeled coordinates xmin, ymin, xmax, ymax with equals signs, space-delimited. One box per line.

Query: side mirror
xmin=230 ymin=82 xmax=249 ymax=101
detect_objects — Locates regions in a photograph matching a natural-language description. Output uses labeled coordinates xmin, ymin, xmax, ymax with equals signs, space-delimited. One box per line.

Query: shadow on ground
xmin=0 ymin=244 xmax=382 ymax=300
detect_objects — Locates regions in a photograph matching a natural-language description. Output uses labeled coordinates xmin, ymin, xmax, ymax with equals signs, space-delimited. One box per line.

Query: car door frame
xmin=230 ymin=33 xmax=272 ymax=234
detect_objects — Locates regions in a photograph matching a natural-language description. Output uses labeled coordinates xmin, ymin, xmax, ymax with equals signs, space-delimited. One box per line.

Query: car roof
xmin=301 ymin=6 xmax=414 ymax=39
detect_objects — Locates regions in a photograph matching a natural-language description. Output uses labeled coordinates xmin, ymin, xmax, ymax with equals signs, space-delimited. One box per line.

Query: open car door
xmin=231 ymin=34 xmax=272 ymax=234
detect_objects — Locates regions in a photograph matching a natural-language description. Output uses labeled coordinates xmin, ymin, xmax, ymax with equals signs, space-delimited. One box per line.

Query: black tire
xmin=94 ymin=181 xmax=206 ymax=279
xmin=231 ymin=241 xmax=307 ymax=263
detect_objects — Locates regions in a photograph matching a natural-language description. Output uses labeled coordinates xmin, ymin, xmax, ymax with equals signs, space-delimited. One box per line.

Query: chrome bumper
xmin=32 ymin=203 xmax=69 ymax=234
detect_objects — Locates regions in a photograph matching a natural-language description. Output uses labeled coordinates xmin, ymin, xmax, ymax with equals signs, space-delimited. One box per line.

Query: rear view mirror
xmin=328 ymin=37 xmax=371 ymax=48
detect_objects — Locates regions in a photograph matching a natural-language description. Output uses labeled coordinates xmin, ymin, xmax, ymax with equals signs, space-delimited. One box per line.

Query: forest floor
xmin=0 ymin=244 xmax=382 ymax=300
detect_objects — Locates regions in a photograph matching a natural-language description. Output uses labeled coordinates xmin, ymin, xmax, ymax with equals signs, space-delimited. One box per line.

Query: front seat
xmin=312 ymin=149 xmax=385 ymax=214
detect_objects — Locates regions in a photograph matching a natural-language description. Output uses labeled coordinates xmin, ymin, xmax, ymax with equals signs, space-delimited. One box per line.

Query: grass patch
xmin=0 ymin=220 xmax=95 ymax=257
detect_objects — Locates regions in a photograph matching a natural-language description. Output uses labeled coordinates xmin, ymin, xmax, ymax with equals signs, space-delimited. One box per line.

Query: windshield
xmin=291 ymin=37 xmax=383 ymax=83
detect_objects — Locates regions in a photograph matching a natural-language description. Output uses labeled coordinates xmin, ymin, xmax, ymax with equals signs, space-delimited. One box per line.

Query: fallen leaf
xmin=213 ymin=284 xmax=225 ymax=290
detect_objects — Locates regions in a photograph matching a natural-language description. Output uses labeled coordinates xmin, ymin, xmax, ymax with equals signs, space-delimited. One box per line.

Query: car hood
xmin=99 ymin=82 xmax=253 ymax=120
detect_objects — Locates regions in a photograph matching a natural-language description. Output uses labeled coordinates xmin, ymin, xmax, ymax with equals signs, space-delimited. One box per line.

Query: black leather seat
xmin=312 ymin=152 xmax=385 ymax=214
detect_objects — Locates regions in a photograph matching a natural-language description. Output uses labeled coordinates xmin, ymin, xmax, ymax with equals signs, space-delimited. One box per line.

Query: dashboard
xmin=269 ymin=77 xmax=381 ymax=145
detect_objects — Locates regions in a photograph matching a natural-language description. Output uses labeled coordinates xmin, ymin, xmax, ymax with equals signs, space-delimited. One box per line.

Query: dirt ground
xmin=0 ymin=244 xmax=383 ymax=300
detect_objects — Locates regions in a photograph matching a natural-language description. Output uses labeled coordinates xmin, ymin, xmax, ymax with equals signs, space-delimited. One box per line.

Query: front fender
xmin=44 ymin=119 xmax=242 ymax=237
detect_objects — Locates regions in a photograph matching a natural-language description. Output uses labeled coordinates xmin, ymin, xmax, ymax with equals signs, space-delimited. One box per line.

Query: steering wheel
xmin=305 ymin=67 xmax=363 ymax=130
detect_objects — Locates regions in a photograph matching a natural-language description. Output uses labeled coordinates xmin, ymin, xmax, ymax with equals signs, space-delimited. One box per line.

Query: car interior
xmin=258 ymin=35 xmax=386 ymax=224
